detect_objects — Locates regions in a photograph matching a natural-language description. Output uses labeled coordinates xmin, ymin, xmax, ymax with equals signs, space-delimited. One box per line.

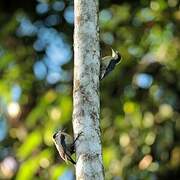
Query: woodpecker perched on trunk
xmin=100 ymin=48 xmax=121 ymax=80
xmin=53 ymin=130 xmax=81 ymax=165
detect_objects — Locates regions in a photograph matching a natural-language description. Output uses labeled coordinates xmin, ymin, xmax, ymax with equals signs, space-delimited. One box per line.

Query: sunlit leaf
xmin=17 ymin=130 xmax=42 ymax=160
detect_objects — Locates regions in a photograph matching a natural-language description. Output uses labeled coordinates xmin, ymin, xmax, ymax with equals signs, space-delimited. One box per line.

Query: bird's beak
xmin=111 ymin=48 xmax=116 ymax=58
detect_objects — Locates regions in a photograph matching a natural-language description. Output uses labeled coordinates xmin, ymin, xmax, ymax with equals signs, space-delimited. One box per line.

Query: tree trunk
xmin=73 ymin=0 xmax=104 ymax=179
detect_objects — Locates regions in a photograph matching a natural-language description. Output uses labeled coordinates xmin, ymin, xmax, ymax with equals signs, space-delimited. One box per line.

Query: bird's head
xmin=53 ymin=129 xmax=65 ymax=140
xmin=111 ymin=48 xmax=121 ymax=63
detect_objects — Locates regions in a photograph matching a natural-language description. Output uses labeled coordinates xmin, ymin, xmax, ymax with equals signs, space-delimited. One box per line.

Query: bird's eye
xmin=53 ymin=133 xmax=57 ymax=139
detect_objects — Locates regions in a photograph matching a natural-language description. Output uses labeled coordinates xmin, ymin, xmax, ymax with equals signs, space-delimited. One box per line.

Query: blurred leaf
xmin=16 ymin=149 xmax=52 ymax=180
xmin=17 ymin=130 xmax=42 ymax=160
xmin=50 ymin=165 xmax=67 ymax=180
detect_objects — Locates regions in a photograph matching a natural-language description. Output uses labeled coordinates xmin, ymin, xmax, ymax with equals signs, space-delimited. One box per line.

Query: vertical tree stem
xmin=73 ymin=0 xmax=104 ymax=179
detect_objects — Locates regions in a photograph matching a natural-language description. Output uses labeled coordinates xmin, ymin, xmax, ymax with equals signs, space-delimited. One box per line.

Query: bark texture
xmin=73 ymin=0 xmax=104 ymax=179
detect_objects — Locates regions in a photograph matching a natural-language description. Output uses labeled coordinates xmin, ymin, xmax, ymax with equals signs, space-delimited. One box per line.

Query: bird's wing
xmin=102 ymin=56 xmax=112 ymax=62
xmin=60 ymin=134 xmax=76 ymax=164
xmin=104 ymin=59 xmax=117 ymax=76
xmin=100 ymin=56 xmax=112 ymax=80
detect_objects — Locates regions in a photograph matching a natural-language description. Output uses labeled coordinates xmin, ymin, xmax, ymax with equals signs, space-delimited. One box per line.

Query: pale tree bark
xmin=73 ymin=0 xmax=104 ymax=179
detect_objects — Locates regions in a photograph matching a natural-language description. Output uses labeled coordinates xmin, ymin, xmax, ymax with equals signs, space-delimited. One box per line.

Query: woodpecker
xmin=100 ymin=48 xmax=121 ymax=80
xmin=53 ymin=130 xmax=81 ymax=165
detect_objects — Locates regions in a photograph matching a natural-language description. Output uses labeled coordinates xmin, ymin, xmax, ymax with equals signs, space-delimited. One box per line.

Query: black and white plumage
xmin=53 ymin=130 xmax=81 ymax=165
xmin=100 ymin=48 xmax=121 ymax=80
